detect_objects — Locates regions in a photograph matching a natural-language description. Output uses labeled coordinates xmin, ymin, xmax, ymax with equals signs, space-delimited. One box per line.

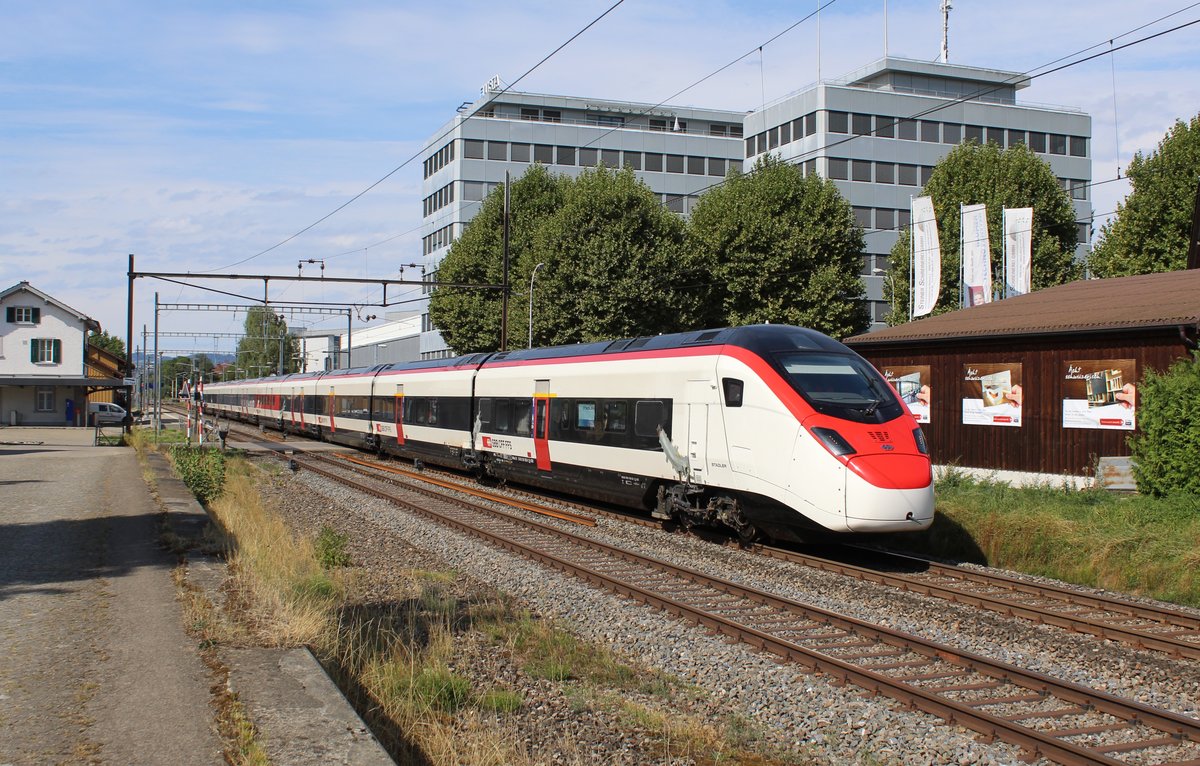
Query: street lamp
xmin=528 ymin=262 xmax=545 ymax=349
xmin=873 ymin=267 xmax=896 ymax=320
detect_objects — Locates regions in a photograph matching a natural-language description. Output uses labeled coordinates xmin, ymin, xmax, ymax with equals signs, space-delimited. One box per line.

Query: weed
xmin=477 ymin=688 xmax=523 ymax=714
xmin=314 ymin=525 xmax=351 ymax=569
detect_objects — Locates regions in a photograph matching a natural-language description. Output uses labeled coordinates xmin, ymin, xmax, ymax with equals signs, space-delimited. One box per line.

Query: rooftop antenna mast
xmin=940 ymin=0 xmax=952 ymax=63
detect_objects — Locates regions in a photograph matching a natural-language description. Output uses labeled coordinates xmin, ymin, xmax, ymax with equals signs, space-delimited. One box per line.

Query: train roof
xmin=482 ymin=325 xmax=850 ymax=365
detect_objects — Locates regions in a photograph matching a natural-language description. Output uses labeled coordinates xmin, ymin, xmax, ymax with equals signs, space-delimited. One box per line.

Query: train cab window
xmin=776 ymin=352 xmax=901 ymax=421
xmin=604 ymin=402 xmax=627 ymax=432
xmin=575 ymin=401 xmax=596 ymax=430
xmin=722 ymin=378 xmax=744 ymax=408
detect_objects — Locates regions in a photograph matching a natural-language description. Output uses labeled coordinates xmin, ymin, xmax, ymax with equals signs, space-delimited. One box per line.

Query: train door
xmin=328 ymin=387 xmax=336 ymax=433
xmin=685 ymin=380 xmax=710 ymax=484
xmin=533 ymin=380 xmax=551 ymax=471
xmin=393 ymin=384 xmax=405 ymax=445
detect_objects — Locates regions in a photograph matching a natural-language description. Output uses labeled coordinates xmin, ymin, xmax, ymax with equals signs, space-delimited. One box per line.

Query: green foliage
xmin=406 ymin=667 xmax=473 ymax=713
xmin=1129 ymin=352 xmax=1200 ymax=496
xmin=686 ymin=155 xmax=869 ymax=338
xmin=1090 ymin=114 xmax=1200 ymax=277
xmin=476 ymin=688 xmax=523 ymax=714
xmin=886 ymin=141 xmax=1081 ymax=325
xmin=532 ymin=165 xmax=698 ymax=345
xmin=236 ymin=306 xmax=299 ymax=376
xmin=169 ymin=446 xmax=226 ymax=504
xmin=88 ymin=329 xmax=126 ymax=358
xmin=428 ymin=164 xmax=565 ymax=353
xmin=314 ymin=525 xmax=351 ymax=569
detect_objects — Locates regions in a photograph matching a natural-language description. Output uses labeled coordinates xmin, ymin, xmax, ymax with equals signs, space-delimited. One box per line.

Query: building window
xmin=32 ymin=338 xmax=61 ymax=364
xmin=827 ymin=158 xmax=849 ymax=180
xmin=897 ymin=119 xmax=917 ymax=141
xmin=730 ymin=124 xmax=743 ymax=138
xmin=852 ymin=113 xmax=872 ymax=136
xmin=898 ymin=209 xmax=911 ymax=229
xmin=651 ymin=118 xmax=668 ymax=132
xmin=779 ymin=121 xmax=791 ymax=144
xmin=803 ymin=159 xmax=815 ymax=177
xmin=876 ymin=117 xmax=895 ymax=139
xmin=1028 ymin=132 xmax=1047 ymax=153
xmin=1050 ymin=134 xmax=1067 ymax=155
xmin=665 ymin=154 xmax=685 ymax=173
xmin=920 ymin=166 xmax=933 ymax=186
xmin=744 ymin=137 xmax=755 ymax=158
xmin=645 ymin=153 xmax=663 ymax=172
xmin=792 ymin=117 xmax=806 ymax=140
xmin=876 ymin=208 xmax=895 ymax=230
xmin=898 ymin=164 xmax=918 ymax=186
xmin=1071 ymin=179 xmax=1088 ymax=200
xmin=768 ymin=126 xmax=780 ymax=149
xmin=1070 ymin=136 xmax=1087 ymax=157
xmin=665 ymin=195 xmax=685 ymax=214
xmin=601 ymin=149 xmax=620 ymax=168
xmin=1077 ymin=222 xmax=1090 ymax=244
xmin=942 ymin=123 xmax=961 ymax=144
xmin=593 ymin=114 xmax=624 ymax=127
xmin=556 ymin=146 xmax=575 ymax=166
xmin=709 ymin=124 xmax=728 ymax=137
xmin=986 ymin=127 xmax=1005 ymax=146
xmin=511 ymin=143 xmax=530 ymax=162
xmin=534 ymin=144 xmax=553 ymax=164
xmin=7 ymin=306 xmax=39 ymax=324
xmin=579 ymin=147 xmax=598 ymax=166
xmin=688 ymin=156 xmax=705 ymax=175
xmin=827 ymin=111 xmax=848 ymax=133
xmin=624 ymin=151 xmax=642 ymax=170
xmin=1008 ymin=129 xmax=1026 ymax=147
xmin=804 ymin=112 xmax=817 ymax=136
xmin=965 ymin=125 xmax=984 ymax=144
xmin=920 ymin=121 xmax=940 ymax=142
xmin=36 ymin=387 xmax=55 ymax=412
xmin=853 ymin=207 xmax=872 ymax=228
xmin=542 ymin=110 xmax=561 ymax=123
xmin=875 ymin=162 xmax=895 ymax=184
xmin=464 ymin=139 xmax=485 ymax=159
xmin=709 ymin=157 xmax=726 ymax=176
xmin=487 ymin=141 xmax=507 ymax=161
xmin=463 ymin=181 xmax=485 ymax=202
xmin=852 ymin=160 xmax=872 ymax=182
xmin=520 ymin=107 xmax=539 ymax=121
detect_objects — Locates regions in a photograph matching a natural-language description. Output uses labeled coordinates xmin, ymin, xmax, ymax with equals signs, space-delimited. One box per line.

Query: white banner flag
xmin=1004 ymin=207 xmax=1033 ymax=298
xmin=960 ymin=204 xmax=991 ymax=307
xmin=911 ymin=196 xmax=941 ymax=318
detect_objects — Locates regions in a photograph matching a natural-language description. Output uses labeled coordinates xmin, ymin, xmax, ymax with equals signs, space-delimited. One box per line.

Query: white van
xmin=88 ymin=401 xmax=127 ymax=426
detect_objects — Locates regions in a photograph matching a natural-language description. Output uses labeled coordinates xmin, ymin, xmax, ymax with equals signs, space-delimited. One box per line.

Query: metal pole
xmin=501 ymin=171 xmax=510 ymax=352
xmin=125 ymin=254 xmax=135 ymax=432
xmin=528 ymin=262 xmax=544 ymax=349
xmin=154 ymin=292 xmax=160 ymax=440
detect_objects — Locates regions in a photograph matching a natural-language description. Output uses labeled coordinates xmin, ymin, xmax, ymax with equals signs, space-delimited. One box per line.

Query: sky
xmin=2 ymin=0 xmax=1199 ymax=356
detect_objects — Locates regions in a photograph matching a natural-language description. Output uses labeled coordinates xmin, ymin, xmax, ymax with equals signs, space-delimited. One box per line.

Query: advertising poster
xmin=1062 ymin=359 xmax=1137 ymax=430
xmin=880 ymin=365 xmax=931 ymax=423
xmin=962 ymin=362 xmax=1023 ymax=427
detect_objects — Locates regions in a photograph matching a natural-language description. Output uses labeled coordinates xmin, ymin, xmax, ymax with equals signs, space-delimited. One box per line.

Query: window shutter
xmin=5 ymin=307 xmax=13 ymax=322
xmin=53 ymin=339 xmax=62 ymax=363
xmin=31 ymin=341 xmax=38 ymax=363
xmin=32 ymin=307 xmax=40 ymax=324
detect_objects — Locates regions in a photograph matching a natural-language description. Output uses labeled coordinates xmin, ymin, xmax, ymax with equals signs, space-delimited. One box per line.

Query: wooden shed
xmin=843 ymin=270 xmax=1200 ymax=477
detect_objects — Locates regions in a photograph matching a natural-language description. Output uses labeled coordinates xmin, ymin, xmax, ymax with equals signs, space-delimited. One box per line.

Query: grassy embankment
xmin=894 ymin=469 xmax=1200 ymax=608
xmin=138 ymin=431 xmax=796 ymax=766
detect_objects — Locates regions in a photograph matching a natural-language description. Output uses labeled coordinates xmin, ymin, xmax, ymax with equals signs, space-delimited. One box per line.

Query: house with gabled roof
xmin=0 ymin=281 xmax=124 ymax=426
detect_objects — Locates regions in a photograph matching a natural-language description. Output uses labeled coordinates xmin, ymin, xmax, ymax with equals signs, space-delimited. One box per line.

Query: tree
xmin=886 ymin=141 xmax=1080 ymax=325
xmin=531 ymin=165 xmax=696 ymax=345
xmin=88 ymin=329 xmax=125 ymax=358
xmin=428 ymin=164 xmax=564 ymax=353
xmin=686 ymin=155 xmax=869 ymax=338
xmin=1089 ymin=114 xmax=1200 ymax=277
xmin=235 ymin=306 xmax=299 ymax=375
xmin=1128 ymin=352 xmax=1200 ymax=496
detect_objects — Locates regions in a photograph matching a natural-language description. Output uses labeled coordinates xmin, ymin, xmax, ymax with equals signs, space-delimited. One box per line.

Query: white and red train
xmin=203 ymin=325 xmax=933 ymax=542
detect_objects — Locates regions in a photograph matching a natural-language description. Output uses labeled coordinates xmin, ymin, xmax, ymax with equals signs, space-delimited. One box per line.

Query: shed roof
xmin=845 ymin=270 xmax=1200 ymax=347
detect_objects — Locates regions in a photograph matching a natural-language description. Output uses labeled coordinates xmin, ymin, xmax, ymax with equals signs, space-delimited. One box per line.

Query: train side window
xmin=634 ymin=400 xmax=665 ymax=438
xmin=605 ymin=401 xmax=627 ymax=432
xmin=514 ymin=399 xmax=531 ymax=437
xmin=722 ymin=378 xmax=744 ymax=407
xmin=495 ymin=399 xmax=511 ymax=433
xmin=555 ymin=399 xmax=571 ymax=432
xmin=575 ymin=401 xmax=596 ymax=430
xmin=478 ymin=399 xmax=493 ymax=427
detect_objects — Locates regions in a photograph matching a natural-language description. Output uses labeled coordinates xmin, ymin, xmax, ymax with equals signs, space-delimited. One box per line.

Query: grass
xmin=894 ymin=469 xmax=1200 ymax=607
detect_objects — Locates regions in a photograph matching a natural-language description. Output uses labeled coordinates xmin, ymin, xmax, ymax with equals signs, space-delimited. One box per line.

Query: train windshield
xmin=774 ymin=352 xmax=902 ymax=422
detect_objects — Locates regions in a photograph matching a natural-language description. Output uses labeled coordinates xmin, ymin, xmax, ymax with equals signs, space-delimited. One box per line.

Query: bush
xmin=314 ymin=526 xmax=351 ymax=569
xmin=1129 ymin=352 xmax=1200 ymax=496
xmin=170 ymin=446 xmax=227 ymax=504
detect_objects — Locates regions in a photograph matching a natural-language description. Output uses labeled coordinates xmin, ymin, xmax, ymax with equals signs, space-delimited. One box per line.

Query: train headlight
xmin=811 ymin=427 xmax=856 ymax=457
xmin=912 ymin=427 xmax=929 ymax=455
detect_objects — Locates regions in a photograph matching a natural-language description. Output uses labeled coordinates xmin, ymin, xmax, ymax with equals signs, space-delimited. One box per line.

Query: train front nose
xmin=844 ymin=453 xmax=934 ymax=532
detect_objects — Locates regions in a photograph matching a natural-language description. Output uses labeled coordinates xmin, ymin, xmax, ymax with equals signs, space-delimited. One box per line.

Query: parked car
xmin=88 ymin=401 xmax=127 ymax=426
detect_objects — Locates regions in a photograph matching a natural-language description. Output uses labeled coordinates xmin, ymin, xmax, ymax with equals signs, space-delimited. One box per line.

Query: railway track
xmin=207 ymin=415 xmax=1200 ymax=666
xmin=265 ymin=444 xmax=1200 ymax=766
